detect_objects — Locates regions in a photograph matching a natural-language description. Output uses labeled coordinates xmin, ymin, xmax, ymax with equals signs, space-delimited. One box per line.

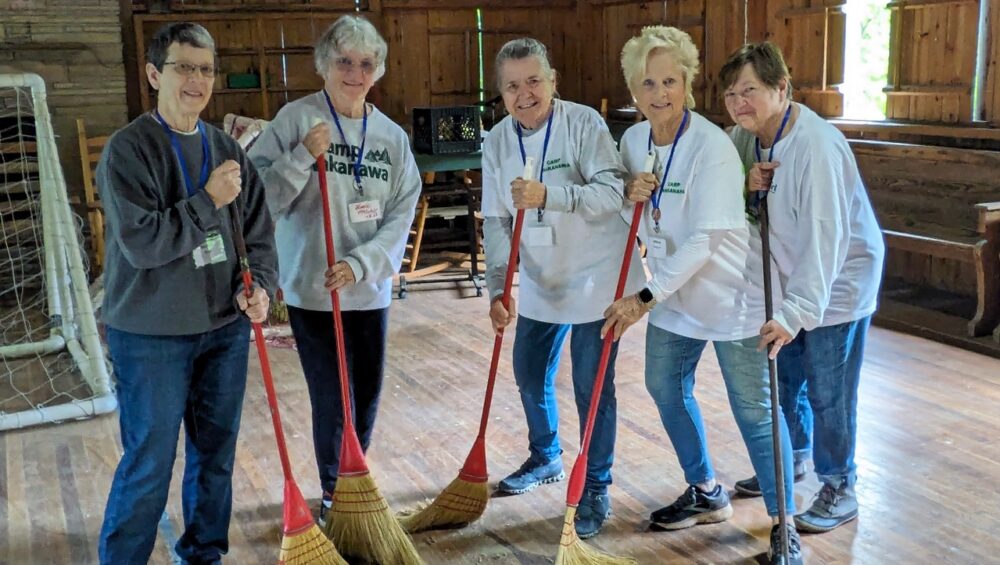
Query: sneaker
xmin=768 ymin=522 xmax=804 ymax=564
xmin=574 ymin=489 xmax=611 ymax=539
xmin=734 ymin=461 xmax=808 ymax=497
xmin=649 ymin=484 xmax=733 ymax=530
xmin=497 ymin=456 xmax=565 ymax=495
xmin=794 ymin=482 xmax=858 ymax=533
xmin=317 ymin=490 xmax=333 ymax=527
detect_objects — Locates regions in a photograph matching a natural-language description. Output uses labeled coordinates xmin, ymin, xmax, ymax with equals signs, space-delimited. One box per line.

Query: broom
xmin=229 ymin=205 xmax=346 ymax=565
xmin=554 ymin=151 xmax=654 ymax=565
xmin=314 ymin=153 xmax=424 ymax=564
xmin=399 ymin=157 xmax=537 ymax=533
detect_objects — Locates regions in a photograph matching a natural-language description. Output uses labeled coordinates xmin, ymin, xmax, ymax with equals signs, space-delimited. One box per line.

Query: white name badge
xmin=349 ymin=200 xmax=382 ymax=223
xmin=648 ymin=236 xmax=669 ymax=259
xmin=525 ymin=225 xmax=555 ymax=247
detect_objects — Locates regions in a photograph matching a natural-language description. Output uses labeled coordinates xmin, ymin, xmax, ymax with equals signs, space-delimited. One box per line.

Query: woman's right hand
xmin=625 ymin=173 xmax=658 ymax=203
xmin=489 ymin=295 xmax=517 ymax=335
xmin=303 ymin=122 xmax=332 ymax=159
xmin=747 ymin=161 xmax=780 ymax=192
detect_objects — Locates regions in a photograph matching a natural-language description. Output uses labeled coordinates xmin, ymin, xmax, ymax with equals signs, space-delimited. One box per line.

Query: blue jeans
xmin=287 ymin=305 xmax=388 ymax=494
xmin=512 ymin=315 xmax=619 ymax=492
xmin=645 ymin=324 xmax=795 ymax=516
xmin=99 ymin=318 xmax=250 ymax=565
xmin=778 ymin=316 xmax=871 ymax=489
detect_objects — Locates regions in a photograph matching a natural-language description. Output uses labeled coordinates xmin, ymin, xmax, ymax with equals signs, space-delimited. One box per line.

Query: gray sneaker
xmin=794 ymin=482 xmax=858 ymax=533
xmin=497 ymin=456 xmax=565 ymax=495
xmin=733 ymin=461 xmax=808 ymax=497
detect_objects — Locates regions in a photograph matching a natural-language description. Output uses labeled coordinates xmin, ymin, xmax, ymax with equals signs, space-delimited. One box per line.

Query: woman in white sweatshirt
xmin=722 ymin=41 xmax=885 ymax=534
xmin=248 ymin=15 xmax=420 ymax=525
xmin=481 ymin=37 xmax=644 ymax=540
xmin=602 ymin=26 xmax=800 ymax=564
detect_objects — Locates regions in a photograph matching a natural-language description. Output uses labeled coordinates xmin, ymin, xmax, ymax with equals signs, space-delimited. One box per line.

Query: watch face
xmin=639 ymin=288 xmax=653 ymax=303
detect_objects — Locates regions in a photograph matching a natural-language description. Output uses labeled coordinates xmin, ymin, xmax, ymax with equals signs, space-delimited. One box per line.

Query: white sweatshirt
xmin=481 ymin=99 xmax=645 ymax=324
xmin=729 ymin=103 xmax=885 ymax=335
xmin=249 ymin=91 xmax=421 ymax=311
xmin=620 ymin=112 xmax=769 ymax=341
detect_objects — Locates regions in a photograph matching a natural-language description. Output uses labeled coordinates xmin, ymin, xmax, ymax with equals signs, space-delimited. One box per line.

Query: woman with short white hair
xmin=602 ymin=26 xmax=800 ymax=564
xmin=249 ymin=14 xmax=421 ymax=525
xmin=482 ymin=37 xmax=644 ymax=540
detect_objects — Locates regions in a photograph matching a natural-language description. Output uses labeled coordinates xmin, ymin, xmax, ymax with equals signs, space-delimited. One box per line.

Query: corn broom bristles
xmin=279 ymin=522 xmax=348 ymax=565
xmin=398 ymin=476 xmax=489 ymax=533
xmin=324 ymin=473 xmax=425 ymax=564
xmin=554 ymin=507 xmax=636 ymax=565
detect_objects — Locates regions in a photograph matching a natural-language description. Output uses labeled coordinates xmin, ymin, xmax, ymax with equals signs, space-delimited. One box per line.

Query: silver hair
xmin=314 ymin=15 xmax=388 ymax=81
xmin=147 ymin=22 xmax=216 ymax=70
xmin=494 ymin=38 xmax=556 ymax=92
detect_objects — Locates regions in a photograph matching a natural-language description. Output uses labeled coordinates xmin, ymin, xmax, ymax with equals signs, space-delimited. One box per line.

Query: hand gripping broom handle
xmin=565 ymin=152 xmax=654 ymax=506
xmin=458 ymin=159 xmax=534 ymax=482
xmin=759 ymin=193 xmax=790 ymax=560
xmin=229 ymin=205 xmax=295 ymax=481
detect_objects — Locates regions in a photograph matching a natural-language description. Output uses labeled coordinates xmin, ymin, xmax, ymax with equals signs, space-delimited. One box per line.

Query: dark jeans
xmin=287 ymin=305 xmax=388 ymax=494
xmin=99 ymin=318 xmax=250 ymax=565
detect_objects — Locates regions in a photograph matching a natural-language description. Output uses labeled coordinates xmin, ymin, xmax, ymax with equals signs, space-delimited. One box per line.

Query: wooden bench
xmin=851 ymin=140 xmax=1000 ymax=341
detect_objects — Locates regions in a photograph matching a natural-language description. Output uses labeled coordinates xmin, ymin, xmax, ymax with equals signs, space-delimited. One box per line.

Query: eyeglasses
xmin=163 ymin=61 xmax=217 ymax=78
xmin=333 ymin=56 xmax=377 ymax=75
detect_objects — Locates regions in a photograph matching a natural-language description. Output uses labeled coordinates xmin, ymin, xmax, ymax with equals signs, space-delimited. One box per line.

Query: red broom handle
xmin=230 ymin=208 xmax=295 ymax=482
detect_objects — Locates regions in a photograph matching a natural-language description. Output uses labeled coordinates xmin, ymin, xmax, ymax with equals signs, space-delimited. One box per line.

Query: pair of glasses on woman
xmin=163 ymin=61 xmax=217 ymax=78
xmin=333 ymin=56 xmax=377 ymax=75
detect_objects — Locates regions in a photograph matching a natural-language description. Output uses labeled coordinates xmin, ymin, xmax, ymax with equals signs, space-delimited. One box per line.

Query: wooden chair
xmin=75 ymin=118 xmax=108 ymax=274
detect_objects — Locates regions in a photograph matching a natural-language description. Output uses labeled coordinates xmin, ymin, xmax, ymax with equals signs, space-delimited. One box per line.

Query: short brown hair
xmin=719 ymin=42 xmax=791 ymax=94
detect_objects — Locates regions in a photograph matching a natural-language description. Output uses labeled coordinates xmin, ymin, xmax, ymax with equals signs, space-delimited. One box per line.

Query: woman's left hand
xmin=324 ymin=261 xmax=356 ymax=291
xmin=758 ymin=319 xmax=793 ymax=359
xmin=511 ymin=178 xmax=547 ymax=209
xmin=601 ymin=293 xmax=650 ymax=341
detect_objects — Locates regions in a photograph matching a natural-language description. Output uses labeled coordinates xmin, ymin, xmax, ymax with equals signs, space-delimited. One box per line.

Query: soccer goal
xmin=0 ymin=73 xmax=115 ymax=431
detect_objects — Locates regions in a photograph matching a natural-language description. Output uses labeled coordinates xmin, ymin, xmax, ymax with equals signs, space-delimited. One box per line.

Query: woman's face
xmin=631 ymin=48 xmax=687 ymax=128
xmin=324 ymin=48 xmax=378 ymax=107
xmin=499 ymin=56 xmax=556 ymax=130
xmin=724 ymin=63 xmax=787 ymax=134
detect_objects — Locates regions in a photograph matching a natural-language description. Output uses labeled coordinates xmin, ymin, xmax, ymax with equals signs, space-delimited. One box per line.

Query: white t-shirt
xmin=481 ymin=99 xmax=645 ymax=324
xmin=729 ymin=103 xmax=885 ymax=334
xmin=620 ymin=112 xmax=768 ymax=341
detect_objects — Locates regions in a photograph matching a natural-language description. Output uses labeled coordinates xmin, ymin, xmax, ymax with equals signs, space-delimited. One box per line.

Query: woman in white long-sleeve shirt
xmin=481 ymin=37 xmax=644 ymax=540
xmin=721 ymin=41 xmax=885 ymax=534
xmin=602 ymin=27 xmax=801 ymax=564
xmin=248 ymin=15 xmax=421 ymax=525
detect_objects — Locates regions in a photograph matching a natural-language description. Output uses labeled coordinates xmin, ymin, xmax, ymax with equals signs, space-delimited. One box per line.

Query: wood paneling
xmin=3 ymin=290 xmax=1000 ymax=563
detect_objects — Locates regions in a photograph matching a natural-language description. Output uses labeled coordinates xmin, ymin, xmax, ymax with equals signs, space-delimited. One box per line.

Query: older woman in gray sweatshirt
xmin=248 ymin=14 xmax=420 ymax=524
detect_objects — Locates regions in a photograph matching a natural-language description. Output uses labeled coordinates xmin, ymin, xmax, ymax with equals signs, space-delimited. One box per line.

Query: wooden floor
xmin=3 ymin=285 xmax=1000 ymax=564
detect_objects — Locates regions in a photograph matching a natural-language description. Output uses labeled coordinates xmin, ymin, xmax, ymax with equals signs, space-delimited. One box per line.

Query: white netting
xmin=0 ymin=73 xmax=115 ymax=431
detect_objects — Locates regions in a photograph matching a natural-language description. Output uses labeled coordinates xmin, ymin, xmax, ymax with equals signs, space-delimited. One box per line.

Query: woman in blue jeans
xmin=481 ymin=37 xmax=644 ymax=540
xmin=603 ymin=27 xmax=800 ymax=565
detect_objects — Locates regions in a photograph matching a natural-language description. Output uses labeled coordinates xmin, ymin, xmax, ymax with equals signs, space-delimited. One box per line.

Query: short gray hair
xmin=314 ymin=15 xmax=388 ymax=81
xmin=621 ymin=26 xmax=699 ymax=109
xmin=494 ymin=38 xmax=556 ymax=92
xmin=146 ymin=22 xmax=216 ymax=71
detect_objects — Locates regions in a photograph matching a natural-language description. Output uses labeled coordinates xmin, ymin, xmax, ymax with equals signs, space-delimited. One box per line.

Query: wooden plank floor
xmin=3 ymin=286 xmax=999 ymax=564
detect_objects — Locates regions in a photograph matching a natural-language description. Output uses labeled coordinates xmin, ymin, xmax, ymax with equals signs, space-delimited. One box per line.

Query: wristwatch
xmin=638 ymin=287 xmax=656 ymax=309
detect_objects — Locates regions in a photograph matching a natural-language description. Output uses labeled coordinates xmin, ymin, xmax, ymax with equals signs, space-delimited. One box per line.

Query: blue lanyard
xmin=646 ymin=108 xmax=689 ymax=227
xmin=154 ymin=110 xmax=210 ymax=197
xmin=516 ymin=105 xmax=555 ymax=223
xmin=323 ymin=90 xmax=368 ymax=194
xmin=754 ymin=102 xmax=793 ymax=164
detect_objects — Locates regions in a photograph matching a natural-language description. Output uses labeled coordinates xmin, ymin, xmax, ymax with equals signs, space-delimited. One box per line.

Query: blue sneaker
xmin=497 ymin=456 xmax=565 ymax=495
xmin=575 ymin=489 xmax=611 ymax=539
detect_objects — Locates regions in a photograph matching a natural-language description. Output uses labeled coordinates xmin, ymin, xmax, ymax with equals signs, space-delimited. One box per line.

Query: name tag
xmin=525 ymin=225 xmax=555 ymax=247
xmin=193 ymin=231 xmax=227 ymax=268
xmin=349 ymin=200 xmax=382 ymax=223
xmin=647 ymin=236 xmax=670 ymax=259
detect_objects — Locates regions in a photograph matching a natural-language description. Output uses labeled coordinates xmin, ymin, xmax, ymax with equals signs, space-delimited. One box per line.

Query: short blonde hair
xmin=621 ymin=26 xmax=700 ymax=109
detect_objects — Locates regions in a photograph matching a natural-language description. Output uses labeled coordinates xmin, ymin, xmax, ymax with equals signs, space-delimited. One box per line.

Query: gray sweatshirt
xmin=98 ymin=113 xmax=278 ymax=335
xmin=248 ymin=91 xmax=421 ymax=311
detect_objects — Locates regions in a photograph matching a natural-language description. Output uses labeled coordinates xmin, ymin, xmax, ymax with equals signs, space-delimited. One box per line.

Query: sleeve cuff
xmin=543 ymin=185 xmax=571 ymax=213
xmin=772 ymin=310 xmax=800 ymax=338
xmin=343 ymin=256 xmax=364 ymax=283
xmin=190 ymin=190 xmax=220 ymax=230
xmin=646 ymin=279 xmax=671 ymax=304
xmin=292 ymin=142 xmax=318 ymax=171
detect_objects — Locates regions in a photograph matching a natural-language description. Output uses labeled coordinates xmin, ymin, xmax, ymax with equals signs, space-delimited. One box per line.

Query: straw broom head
xmin=554 ymin=506 xmax=636 ymax=565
